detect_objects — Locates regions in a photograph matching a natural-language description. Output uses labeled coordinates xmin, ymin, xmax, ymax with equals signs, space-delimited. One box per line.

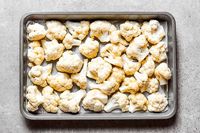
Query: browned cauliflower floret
xmin=134 ymin=72 xmax=148 ymax=92
xmin=139 ymin=56 xmax=155 ymax=77
xmin=110 ymin=30 xmax=128 ymax=46
xmin=28 ymin=64 xmax=52 ymax=87
xmin=62 ymin=33 xmax=81 ymax=49
xmin=146 ymin=78 xmax=159 ymax=93
xmin=120 ymin=21 xmax=141 ymax=42
xmin=46 ymin=20 xmax=67 ymax=41
xmin=27 ymin=23 xmax=46 ymax=41
xmin=66 ymin=21 xmax=90 ymax=40
xmin=56 ymin=51 xmax=83 ymax=74
xmin=119 ymin=77 xmax=139 ymax=94
xmin=47 ymin=72 xmax=73 ymax=92
xmin=79 ymin=38 xmax=100 ymax=59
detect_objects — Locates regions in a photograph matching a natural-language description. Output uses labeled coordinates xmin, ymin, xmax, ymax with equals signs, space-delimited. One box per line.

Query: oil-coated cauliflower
xmin=139 ymin=56 xmax=155 ymax=77
xmin=104 ymin=55 xmax=123 ymax=68
xmin=79 ymin=38 xmax=99 ymax=58
xmin=66 ymin=21 xmax=90 ymax=40
xmin=28 ymin=41 xmax=44 ymax=66
xmin=110 ymin=30 xmax=128 ymax=46
xmin=128 ymin=93 xmax=148 ymax=113
xmin=107 ymin=67 xmax=125 ymax=84
xmin=101 ymin=43 xmax=126 ymax=57
xmin=126 ymin=35 xmax=149 ymax=62
xmin=87 ymin=57 xmax=112 ymax=83
xmin=26 ymin=85 xmax=43 ymax=112
xmin=104 ymin=92 xmax=129 ymax=112
xmin=42 ymin=39 xmax=64 ymax=61
xmin=154 ymin=63 xmax=171 ymax=85
xmin=149 ymin=41 xmax=167 ymax=63
xmin=27 ymin=23 xmax=46 ymax=41
xmin=141 ymin=20 xmax=165 ymax=45
xmin=42 ymin=86 xmax=60 ymax=113
xmin=82 ymin=89 xmax=108 ymax=112
xmin=28 ymin=64 xmax=52 ymax=87
xmin=47 ymin=72 xmax=73 ymax=92
xmin=59 ymin=90 xmax=86 ymax=113
xmin=119 ymin=77 xmax=139 ymax=94
xmin=56 ymin=51 xmax=83 ymax=73
xmin=46 ymin=20 xmax=67 ymax=41
xmin=120 ymin=21 xmax=141 ymax=42
xmin=62 ymin=33 xmax=81 ymax=49
xmin=122 ymin=54 xmax=141 ymax=76
xmin=147 ymin=92 xmax=168 ymax=112
xmin=146 ymin=78 xmax=159 ymax=93
xmin=71 ymin=59 xmax=88 ymax=89
xmin=134 ymin=72 xmax=148 ymax=92
xmin=90 ymin=21 xmax=116 ymax=42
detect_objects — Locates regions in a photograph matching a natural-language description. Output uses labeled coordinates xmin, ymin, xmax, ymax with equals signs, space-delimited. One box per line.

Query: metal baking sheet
xmin=20 ymin=12 xmax=177 ymax=120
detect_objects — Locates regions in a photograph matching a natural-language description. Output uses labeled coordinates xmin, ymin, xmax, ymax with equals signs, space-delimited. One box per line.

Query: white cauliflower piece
xmin=79 ymin=38 xmax=99 ymax=59
xmin=42 ymin=39 xmax=64 ymax=61
xmin=82 ymin=89 xmax=108 ymax=112
xmin=107 ymin=67 xmax=125 ymax=84
xmin=56 ymin=51 xmax=83 ymax=73
xmin=139 ymin=56 xmax=155 ymax=77
xmin=59 ymin=90 xmax=86 ymax=113
xmin=154 ymin=63 xmax=171 ymax=85
xmin=101 ymin=43 xmax=126 ymax=57
xmin=28 ymin=64 xmax=52 ymax=87
xmin=87 ymin=57 xmax=112 ymax=83
xmin=146 ymin=78 xmax=159 ymax=93
xmin=149 ymin=41 xmax=167 ymax=63
xmin=47 ymin=72 xmax=73 ymax=92
xmin=66 ymin=21 xmax=90 ymax=40
xmin=147 ymin=92 xmax=168 ymax=112
xmin=110 ymin=30 xmax=128 ymax=46
xmin=120 ymin=21 xmax=141 ymax=42
xmin=28 ymin=41 xmax=44 ymax=66
xmin=119 ymin=77 xmax=139 ymax=94
xmin=126 ymin=35 xmax=149 ymax=62
xmin=104 ymin=92 xmax=129 ymax=112
xmin=26 ymin=85 xmax=43 ymax=112
xmin=90 ymin=21 xmax=116 ymax=42
xmin=71 ymin=59 xmax=88 ymax=89
xmin=42 ymin=86 xmax=60 ymax=113
xmin=134 ymin=72 xmax=148 ymax=92
xmin=27 ymin=23 xmax=46 ymax=41
xmin=46 ymin=20 xmax=67 ymax=41
xmin=122 ymin=54 xmax=141 ymax=76
xmin=141 ymin=20 xmax=165 ymax=45
xmin=62 ymin=33 xmax=81 ymax=49
xmin=104 ymin=55 xmax=123 ymax=68
xmin=128 ymin=93 xmax=148 ymax=113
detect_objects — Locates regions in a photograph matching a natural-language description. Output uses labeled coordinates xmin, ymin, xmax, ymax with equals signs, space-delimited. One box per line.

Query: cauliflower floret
xmin=128 ymin=93 xmax=148 ymax=113
xmin=62 ymin=33 xmax=81 ymax=49
xmin=139 ymin=56 xmax=155 ymax=77
xmin=107 ymin=67 xmax=125 ymax=84
xmin=79 ymin=38 xmax=99 ymax=59
xmin=122 ymin=54 xmax=141 ymax=76
xmin=42 ymin=39 xmax=64 ymax=61
xmin=146 ymin=78 xmax=159 ymax=93
xmin=71 ymin=59 xmax=88 ymax=89
xmin=110 ymin=30 xmax=128 ymax=46
xmin=120 ymin=21 xmax=141 ymax=42
xmin=87 ymin=57 xmax=112 ymax=83
xmin=47 ymin=72 xmax=73 ymax=92
xmin=28 ymin=41 xmax=44 ymax=66
xmin=104 ymin=55 xmax=123 ymax=68
xmin=82 ymin=89 xmax=108 ymax=112
xmin=134 ymin=72 xmax=148 ymax=92
xmin=101 ymin=43 xmax=126 ymax=57
xmin=66 ymin=21 xmax=90 ymax=40
xmin=141 ymin=20 xmax=165 ymax=45
xmin=104 ymin=92 xmax=129 ymax=112
xmin=90 ymin=21 xmax=116 ymax=42
xmin=27 ymin=23 xmax=46 ymax=41
xmin=28 ymin=64 xmax=52 ymax=87
xmin=119 ymin=77 xmax=139 ymax=94
xmin=42 ymin=86 xmax=60 ymax=113
xmin=26 ymin=85 xmax=43 ymax=112
xmin=149 ymin=41 xmax=167 ymax=63
xmin=56 ymin=51 xmax=83 ymax=73
xmin=46 ymin=20 xmax=67 ymax=41
xmin=126 ymin=35 xmax=149 ymax=62
xmin=147 ymin=92 xmax=168 ymax=112
xmin=59 ymin=90 xmax=86 ymax=113
xmin=154 ymin=63 xmax=171 ymax=85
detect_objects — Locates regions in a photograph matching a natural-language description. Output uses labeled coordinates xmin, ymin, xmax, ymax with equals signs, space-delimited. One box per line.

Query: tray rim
xmin=19 ymin=11 xmax=177 ymax=120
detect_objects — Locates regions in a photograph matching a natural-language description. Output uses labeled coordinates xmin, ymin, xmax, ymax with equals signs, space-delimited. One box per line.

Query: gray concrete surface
xmin=0 ymin=0 xmax=200 ymax=132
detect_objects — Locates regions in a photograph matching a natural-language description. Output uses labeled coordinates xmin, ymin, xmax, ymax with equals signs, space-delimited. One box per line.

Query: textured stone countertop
xmin=0 ymin=0 xmax=200 ymax=132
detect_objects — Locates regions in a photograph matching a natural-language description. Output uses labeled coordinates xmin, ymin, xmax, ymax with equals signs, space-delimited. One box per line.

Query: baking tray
xmin=20 ymin=12 xmax=177 ymax=120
